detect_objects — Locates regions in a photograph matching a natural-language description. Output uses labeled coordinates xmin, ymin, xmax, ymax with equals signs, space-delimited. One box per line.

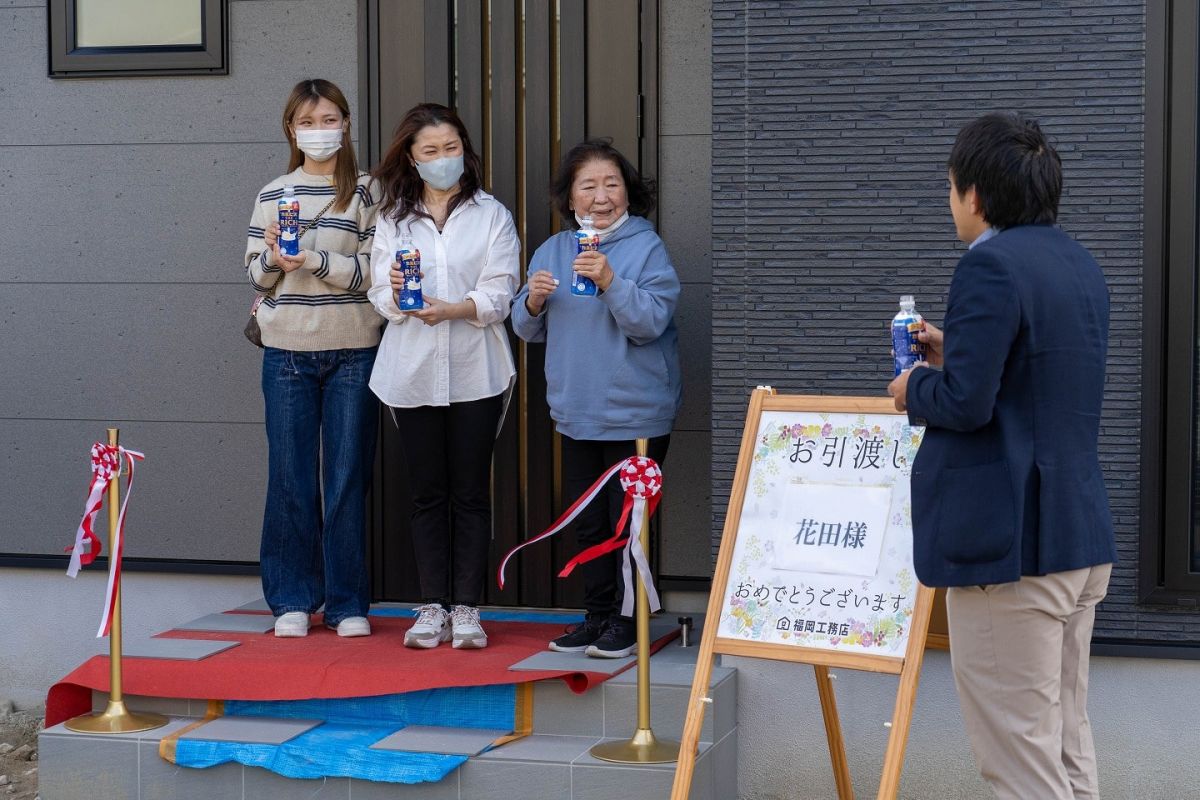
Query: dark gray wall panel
xmin=1 ymin=0 xmax=362 ymax=564
xmin=712 ymin=1 xmax=1198 ymax=640
xmin=1 ymin=1 xmax=358 ymax=146
xmin=1 ymin=418 xmax=266 ymax=560
xmin=659 ymin=134 xmax=713 ymax=283
xmin=657 ymin=0 xmax=714 ymax=577
xmin=673 ymin=282 xmax=712 ymax=434
xmin=1 ymin=284 xmax=263 ymax=424
xmin=660 ymin=0 xmax=712 ymax=137
xmin=659 ymin=430 xmax=711 ymax=577
xmin=3 ymin=143 xmax=295 ymax=284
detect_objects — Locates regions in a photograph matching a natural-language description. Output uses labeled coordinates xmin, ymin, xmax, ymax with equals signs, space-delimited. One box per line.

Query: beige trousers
xmin=947 ymin=563 xmax=1112 ymax=800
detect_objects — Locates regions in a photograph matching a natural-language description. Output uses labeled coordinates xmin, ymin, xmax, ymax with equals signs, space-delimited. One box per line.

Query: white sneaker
xmin=450 ymin=605 xmax=488 ymax=649
xmin=404 ymin=604 xmax=451 ymax=649
xmin=274 ymin=611 xmax=310 ymax=637
xmin=335 ymin=616 xmax=371 ymax=638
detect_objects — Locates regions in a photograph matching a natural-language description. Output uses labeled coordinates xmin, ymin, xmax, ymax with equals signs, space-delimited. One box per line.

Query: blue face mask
xmin=414 ymin=155 xmax=465 ymax=191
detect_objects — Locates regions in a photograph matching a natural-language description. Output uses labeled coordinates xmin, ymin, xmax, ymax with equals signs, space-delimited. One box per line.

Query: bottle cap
xmin=283 ymin=184 xmax=295 ymax=196
xmin=899 ymin=294 xmax=914 ymax=306
xmin=580 ymin=215 xmax=594 ymax=227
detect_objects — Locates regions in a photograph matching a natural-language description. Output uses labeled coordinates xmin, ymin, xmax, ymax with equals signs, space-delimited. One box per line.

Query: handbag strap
xmin=254 ymin=194 xmax=340 ymax=311
xmin=299 ymin=196 xmax=337 ymax=238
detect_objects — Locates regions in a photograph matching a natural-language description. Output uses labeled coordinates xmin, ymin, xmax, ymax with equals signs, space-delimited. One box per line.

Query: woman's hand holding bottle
xmin=571 ymin=251 xmax=614 ymax=293
xmin=275 ymin=248 xmax=307 ymax=273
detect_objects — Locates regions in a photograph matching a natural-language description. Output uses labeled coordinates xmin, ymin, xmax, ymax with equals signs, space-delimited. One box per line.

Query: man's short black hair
xmin=948 ymin=112 xmax=1062 ymax=229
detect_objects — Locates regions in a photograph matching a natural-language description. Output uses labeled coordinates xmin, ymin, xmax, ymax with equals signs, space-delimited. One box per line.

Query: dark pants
xmin=393 ymin=394 xmax=504 ymax=606
xmin=260 ymin=346 xmax=378 ymax=625
xmin=561 ymin=434 xmax=671 ymax=618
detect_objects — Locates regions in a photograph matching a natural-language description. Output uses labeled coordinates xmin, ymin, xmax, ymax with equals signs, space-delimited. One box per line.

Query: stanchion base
xmin=64 ymin=700 xmax=168 ymax=734
xmin=590 ymin=729 xmax=680 ymax=764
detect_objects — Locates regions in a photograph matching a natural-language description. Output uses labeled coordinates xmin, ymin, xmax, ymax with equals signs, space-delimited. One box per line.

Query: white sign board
xmin=717 ymin=410 xmax=925 ymax=657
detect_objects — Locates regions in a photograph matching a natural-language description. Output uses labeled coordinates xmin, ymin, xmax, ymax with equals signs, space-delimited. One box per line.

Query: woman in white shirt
xmin=368 ymin=103 xmax=520 ymax=650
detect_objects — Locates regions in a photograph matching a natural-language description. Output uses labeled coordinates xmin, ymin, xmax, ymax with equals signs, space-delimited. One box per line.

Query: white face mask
xmin=575 ymin=211 xmax=630 ymax=242
xmin=295 ymin=128 xmax=343 ymax=162
xmin=415 ymin=155 xmax=465 ymax=191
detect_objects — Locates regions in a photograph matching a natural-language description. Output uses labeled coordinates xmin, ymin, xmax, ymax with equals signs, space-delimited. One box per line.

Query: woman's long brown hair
xmin=373 ymin=103 xmax=483 ymax=224
xmin=281 ymin=79 xmax=359 ymax=212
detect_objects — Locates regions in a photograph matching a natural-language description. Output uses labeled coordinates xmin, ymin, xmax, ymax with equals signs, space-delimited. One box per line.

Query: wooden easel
xmin=670 ymin=389 xmax=936 ymax=800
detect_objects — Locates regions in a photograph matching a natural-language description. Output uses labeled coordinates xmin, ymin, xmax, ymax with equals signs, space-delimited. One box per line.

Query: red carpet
xmin=46 ymin=616 xmax=678 ymax=728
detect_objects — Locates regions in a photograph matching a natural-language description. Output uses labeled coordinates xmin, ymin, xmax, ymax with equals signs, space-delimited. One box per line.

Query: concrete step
xmin=39 ymin=724 xmax=736 ymax=799
xmin=40 ymin=616 xmax=738 ymax=799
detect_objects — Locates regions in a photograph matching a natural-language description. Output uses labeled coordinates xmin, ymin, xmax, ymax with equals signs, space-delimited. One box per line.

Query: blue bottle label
xmin=891 ymin=313 xmax=926 ymax=375
xmin=278 ymin=199 xmax=300 ymax=256
xmin=396 ymin=248 xmax=423 ymax=310
xmin=571 ymin=229 xmax=600 ymax=296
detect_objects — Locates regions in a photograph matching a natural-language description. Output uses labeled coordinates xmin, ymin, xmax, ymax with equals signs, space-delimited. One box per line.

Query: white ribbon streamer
xmin=619 ymin=496 xmax=662 ymax=618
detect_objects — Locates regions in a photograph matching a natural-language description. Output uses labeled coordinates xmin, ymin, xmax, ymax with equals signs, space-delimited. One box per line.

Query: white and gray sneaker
xmin=274 ymin=611 xmax=310 ymax=638
xmin=450 ymin=605 xmax=488 ymax=649
xmin=404 ymin=604 xmax=451 ymax=649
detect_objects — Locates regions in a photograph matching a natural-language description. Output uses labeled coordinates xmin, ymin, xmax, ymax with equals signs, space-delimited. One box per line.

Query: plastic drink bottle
xmin=571 ymin=216 xmax=600 ymax=296
xmin=277 ymin=185 xmax=300 ymax=257
xmin=891 ymin=295 xmax=926 ymax=375
xmin=396 ymin=233 xmax=423 ymax=310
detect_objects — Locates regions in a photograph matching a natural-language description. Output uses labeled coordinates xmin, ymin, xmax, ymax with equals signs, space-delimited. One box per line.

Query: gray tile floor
xmin=178 ymin=715 xmax=322 ymax=745
xmin=372 ymin=726 xmax=511 ymax=756
xmin=173 ymin=612 xmax=278 ymax=633
xmin=114 ymin=638 xmax=241 ymax=660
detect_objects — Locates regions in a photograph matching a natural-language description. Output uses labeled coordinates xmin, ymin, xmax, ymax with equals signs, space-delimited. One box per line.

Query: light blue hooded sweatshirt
xmin=512 ymin=215 xmax=682 ymax=440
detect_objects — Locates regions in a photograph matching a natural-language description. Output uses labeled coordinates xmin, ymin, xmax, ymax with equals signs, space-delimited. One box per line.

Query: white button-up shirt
xmin=367 ymin=190 xmax=520 ymax=408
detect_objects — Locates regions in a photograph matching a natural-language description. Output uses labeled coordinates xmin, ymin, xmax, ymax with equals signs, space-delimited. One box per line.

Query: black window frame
xmin=47 ymin=0 xmax=228 ymax=78
xmin=1141 ymin=0 xmax=1200 ymax=604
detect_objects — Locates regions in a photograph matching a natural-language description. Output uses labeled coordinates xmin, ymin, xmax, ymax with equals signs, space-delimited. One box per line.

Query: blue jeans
xmin=260 ymin=346 xmax=378 ymax=626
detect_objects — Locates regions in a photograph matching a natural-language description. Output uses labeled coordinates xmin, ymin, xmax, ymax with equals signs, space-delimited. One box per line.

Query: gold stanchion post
xmin=590 ymin=438 xmax=680 ymax=764
xmin=66 ymin=428 xmax=167 ymax=734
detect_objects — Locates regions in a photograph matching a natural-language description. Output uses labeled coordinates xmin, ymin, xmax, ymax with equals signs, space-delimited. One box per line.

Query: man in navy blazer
xmin=888 ymin=113 xmax=1115 ymax=800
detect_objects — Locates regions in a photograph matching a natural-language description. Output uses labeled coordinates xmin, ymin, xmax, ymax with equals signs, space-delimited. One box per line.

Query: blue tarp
xmin=174 ymin=684 xmax=517 ymax=784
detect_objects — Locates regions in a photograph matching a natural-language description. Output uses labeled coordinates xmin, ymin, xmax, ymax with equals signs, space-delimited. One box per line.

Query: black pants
xmin=393 ymin=394 xmax=503 ymax=606
xmin=561 ymin=434 xmax=671 ymax=617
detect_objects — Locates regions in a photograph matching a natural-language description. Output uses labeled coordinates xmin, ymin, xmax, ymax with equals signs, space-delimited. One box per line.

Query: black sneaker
xmin=585 ymin=616 xmax=637 ymax=658
xmin=548 ymin=614 xmax=606 ymax=652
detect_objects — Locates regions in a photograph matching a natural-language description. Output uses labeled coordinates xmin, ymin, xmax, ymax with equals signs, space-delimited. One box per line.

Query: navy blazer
xmin=906 ymin=224 xmax=1116 ymax=587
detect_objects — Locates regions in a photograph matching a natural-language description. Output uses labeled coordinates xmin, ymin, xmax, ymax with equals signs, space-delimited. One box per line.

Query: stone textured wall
xmin=710 ymin=0 xmax=1199 ymax=641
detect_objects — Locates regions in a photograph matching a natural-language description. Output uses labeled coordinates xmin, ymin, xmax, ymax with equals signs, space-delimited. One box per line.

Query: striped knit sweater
xmin=245 ymin=168 xmax=382 ymax=351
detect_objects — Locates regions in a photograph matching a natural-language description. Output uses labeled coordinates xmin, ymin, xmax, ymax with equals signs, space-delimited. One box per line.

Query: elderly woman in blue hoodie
xmin=513 ymin=139 xmax=682 ymax=659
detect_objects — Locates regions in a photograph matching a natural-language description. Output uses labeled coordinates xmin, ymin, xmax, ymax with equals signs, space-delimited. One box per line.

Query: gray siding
xmin=712 ymin=1 xmax=1199 ymax=641
xmin=1 ymin=0 xmax=359 ymax=560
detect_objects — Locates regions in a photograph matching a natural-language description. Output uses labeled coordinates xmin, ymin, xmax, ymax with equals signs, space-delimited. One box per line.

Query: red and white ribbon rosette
xmin=497 ymin=456 xmax=663 ymax=618
xmin=65 ymin=442 xmax=144 ymax=638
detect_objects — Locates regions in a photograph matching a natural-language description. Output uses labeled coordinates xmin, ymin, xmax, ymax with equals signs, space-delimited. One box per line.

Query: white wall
xmin=727 ymin=651 xmax=1200 ymax=799
xmin=0 ymin=568 xmax=262 ymax=709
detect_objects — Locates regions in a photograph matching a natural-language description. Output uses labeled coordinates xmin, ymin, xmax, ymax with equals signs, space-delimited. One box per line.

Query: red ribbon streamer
xmin=497 ymin=456 xmax=663 ymax=616
xmin=65 ymin=443 xmax=144 ymax=638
